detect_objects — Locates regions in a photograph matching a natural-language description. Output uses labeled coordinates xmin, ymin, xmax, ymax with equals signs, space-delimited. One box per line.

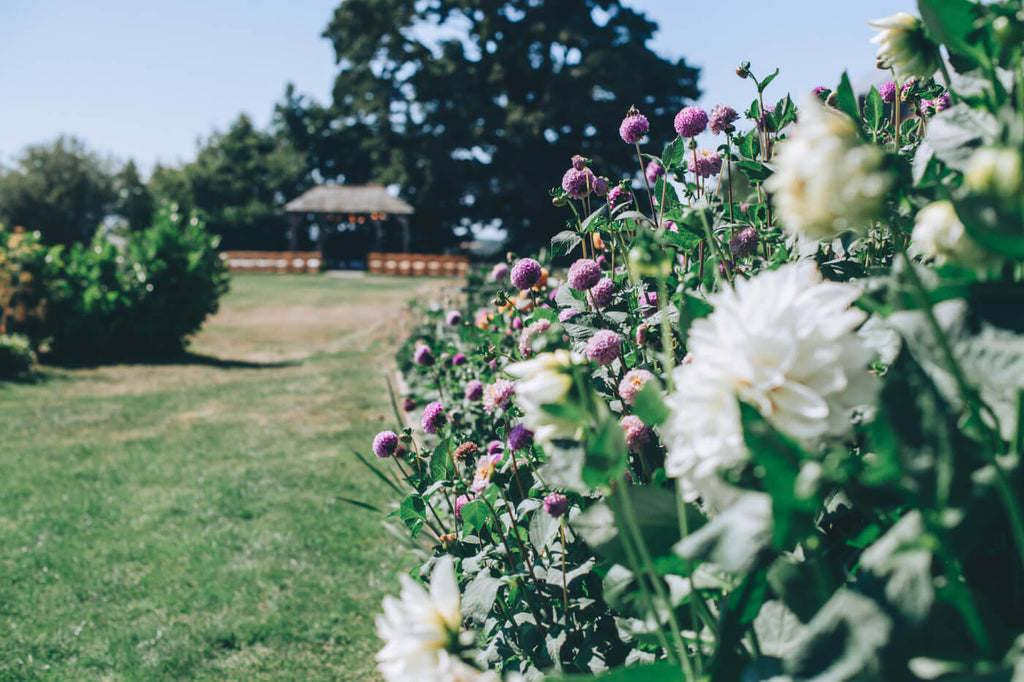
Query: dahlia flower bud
xmin=445 ymin=310 xmax=462 ymax=326
xmin=543 ymin=492 xmax=569 ymax=518
xmin=618 ymin=368 xmax=656 ymax=406
xmin=510 ymin=258 xmax=543 ymax=291
xmin=508 ymin=424 xmax=534 ymax=452
xmin=645 ymin=161 xmax=665 ymax=184
xmin=452 ymin=352 xmax=467 ymax=366
xmin=465 ymin=379 xmax=484 ymax=401
xmin=674 ymin=106 xmax=708 ymax=138
xmin=868 ymin=12 xmax=941 ymax=79
xmin=619 ymin=111 xmax=650 ymax=144
xmin=585 ymin=330 xmax=622 ymax=366
xmin=567 ymin=259 xmax=602 ymax=290
xmin=812 ymin=86 xmax=830 ymax=100
xmin=709 ymin=104 xmax=739 ymax=135
xmin=372 ymin=430 xmax=399 ymax=458
xmin=593 ymin=176 xmax=609 ymax=197
xmin=911 ymin=201 xmax=994 ymax=268
xmin=621 ymin=415 xmax=653 ymax=453
xmin=571 ymin=154 xmax=587 ymax=171
xmin=765 ymin=96 xmax=892 ymax=241
xmin=413 ymin=344 xmax=435 ymax=367
xmin=421 ymin=402 xmax=446 ymax=434
xmin=932 ymin=93 xmax=951 ymax=112
xmin=402 ymin=397 xmax=416 ymax=412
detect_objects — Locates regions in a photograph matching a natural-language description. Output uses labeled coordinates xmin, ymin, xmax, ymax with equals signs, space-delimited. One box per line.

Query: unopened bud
xmin=552 ymin=196 xmax=566 ymax=207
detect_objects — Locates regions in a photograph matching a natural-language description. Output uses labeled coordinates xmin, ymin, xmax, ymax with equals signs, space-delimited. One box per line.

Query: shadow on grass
xmin=37 ymin=350 xmax=297 ymax=371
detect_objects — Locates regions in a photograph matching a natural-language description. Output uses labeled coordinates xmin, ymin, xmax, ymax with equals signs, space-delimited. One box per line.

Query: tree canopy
xmin=278 ymin=0 xmax=700 ymax=249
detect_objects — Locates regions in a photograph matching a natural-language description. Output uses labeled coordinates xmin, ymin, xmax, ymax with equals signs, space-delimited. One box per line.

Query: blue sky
xmin=0 ymin=0 xmax=914 ymax=174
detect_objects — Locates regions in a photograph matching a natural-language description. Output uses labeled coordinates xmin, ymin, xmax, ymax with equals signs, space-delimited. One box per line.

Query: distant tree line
xmin=0 ymin=0 xmax=699 ymax=252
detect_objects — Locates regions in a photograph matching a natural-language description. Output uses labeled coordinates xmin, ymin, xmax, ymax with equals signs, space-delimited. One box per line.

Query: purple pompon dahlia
xmin=455 ymin=494 xmax=471 ymax=521
xmin=490 ymin=262 xmax=509 ymax=281
xmin=585 ymin=329 xmax=622 ymax=366
xmin=482 ymin=379 xmax=515 ymax=414
xmin=413 ymin=343 xmax=435 ymax=366
xmin=607 ymin=185 xmax=632 ymax=208
xmin=543 ymin=492 xmax=570 ymax=518
xmin=694 ymin=149 xmax=723 ymax=179
xmin=645 ymin=161 xmax=665 ymax=184
xmin=879 ymin=81 xmax=897 ymax=103
xmin=621 ymin=415 xmax=653 ymax=453
xmin=709 ymin=104 xmax=739 ymax=135
xmin=512 ymin=317 xmax=523 ymax=330
xmin=421 ymin=401 xmax=446 ymax=434
xmin=445 ymin=310 xmax=462 ymax=326
xmin=593 ymin=176 xmax=609 ymax=197
xmin=619 ymin=111 xmax=650 ymax=144
xmin=618 ymin=368 xmax=655 ymax=406
xmin=487 ymin=440 xmax=505 ymax=457
xmin=508 ymin=424 xmax=534 ymax=452
xmin=558 ymin=308 xmax=579 ymax=322
xmin=372 ymin=430 xmax=399 ymax=458
xmin=518 ymin=318 xmax=551 ymax=358
xmin=674 ymin=106 xmax=708 ymax=138
xmin=562 ymin=167 xmax=596 ymax=200
xmin=452 ymin=352 xmax=467 ymax=366
xmin=588 ymin=277 xmax=614 ymax=308
xmin=571 ymin=154 xmax=587 ymax=171
xmin=567 ymin=258 xmax=602 ymax=290
xmin=728 ymin=226 xmax=760 ymax=258
xmin=465 ymin=379 xmax=484 ymax=401
xmin=510 ymin=258 xmax=543 ymax=290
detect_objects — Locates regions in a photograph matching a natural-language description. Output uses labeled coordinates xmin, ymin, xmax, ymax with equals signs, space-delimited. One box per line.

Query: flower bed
xmin=364 ymin=5 xmax=1024 ymax=680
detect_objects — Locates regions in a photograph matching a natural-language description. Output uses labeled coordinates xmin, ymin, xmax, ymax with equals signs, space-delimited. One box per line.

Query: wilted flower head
xmin=585 ymin=329 xmax=622 ymax=366
xmin=482 ymin=379 xmax=515 ymax=414
xmin=562 ymin=167 xmax=596 ymax=200
xmin=694 ymin=149 xmax=723 ymax=179
xmin=607 ymin=185 xmax=632 ymax=208
xmin=588 ymin=277 xmax=614 ymax=308
xmin=618 ymin=368 xmax=655 ymax=405
xmin=567 ymin=259 xmax=602 ymax=290
xmin=879 ymin=80 xmax=897 ymax=103
xmin=709 ymin=104 xmax=739 ymax=135
xmin=376 ymin=555 xmax=462 ymax=681
xmin=868 ymin=12 xmax=941 ymax=79
xmin=621 ymin=415 xmax=653 ymax=453
xmin=445 ymin=310 xmax=462 ymax=326
xmin=911 ymin=200 xmax=994 ymax=269
xmin=674 ymin=106 xmax=708 ymax=138
xmin=508 ymin=424 xmax=534 ymax=451
xmin=518 ymin=318 xmax=551 ymax=358
xmin=453 ymin=441 xmax=479 ymax=462
xmin=413 ymin=343 xmax=435 ymax=367
xmin=510 ymin=258 xmax=543 ymax=290
xmin=765 ymin=96 xmax=892 ymax=241
xmin=490 ymin=263 xmax=508 ymax=281
xmin=465 ymin=379 xmax=484 ymax=401
xmin=619 ymin=111 xmax=650 ymax=144
xmin=728 ymin=226 xmax=760 ymax=258
xmin=543 ymin=492 xmax=569 ymax=518
xmin=373 ymin=430 xmax=399 ymax=458
xmin=645 ymin=161 xmax=665 ymax=184
xmin=571 ymin=154 xmax=587 ymax=171
xmin=421 ymin=402 xmax=447 ymax=434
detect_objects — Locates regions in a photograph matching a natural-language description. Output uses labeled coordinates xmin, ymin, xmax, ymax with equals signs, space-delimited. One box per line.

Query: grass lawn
xmin=0 ymin=273 xmax=449 ymax=681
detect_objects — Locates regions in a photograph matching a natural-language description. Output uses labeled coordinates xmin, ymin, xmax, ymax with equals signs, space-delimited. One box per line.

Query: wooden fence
xmin=222 ymin=251 xmax=321 ymax=273
xmin=367 ymin=252 xmax=470 ymax=276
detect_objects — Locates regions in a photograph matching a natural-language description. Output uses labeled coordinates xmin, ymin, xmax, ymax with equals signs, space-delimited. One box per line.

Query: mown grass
xmin=0 ymin=273 xmax=448 ymax=681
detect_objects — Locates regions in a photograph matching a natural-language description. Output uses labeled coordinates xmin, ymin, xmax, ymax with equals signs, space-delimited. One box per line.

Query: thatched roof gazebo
xmin=284 ymin=184 xmax=415 ymax=268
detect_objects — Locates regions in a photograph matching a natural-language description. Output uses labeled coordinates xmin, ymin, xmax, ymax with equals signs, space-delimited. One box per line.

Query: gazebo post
xmin=399 ymin=215 xmax=410 ymax=253
xmin=374 ymin=217 xmax=384 ymax=252
xmin=287 ymin=213 xmax=301 ymax=252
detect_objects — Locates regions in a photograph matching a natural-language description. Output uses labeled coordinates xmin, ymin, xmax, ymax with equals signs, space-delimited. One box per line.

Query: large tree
xmin=151 ymin=114 xmax=311 ymax=250
xmin=278 ymin=0 xmax=699 ymax=250
xmin=0 ymin=136 xmax=117 ymax=245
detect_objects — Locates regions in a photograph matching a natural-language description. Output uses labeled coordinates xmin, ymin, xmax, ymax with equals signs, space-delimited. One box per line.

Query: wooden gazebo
xmin=284 ymin=184 xmax=415 ymax=268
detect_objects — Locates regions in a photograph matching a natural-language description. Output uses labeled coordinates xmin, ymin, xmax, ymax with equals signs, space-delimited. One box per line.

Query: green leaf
xmin=551 ymin=230 xmax=582 ymax=257
xmin=653 ymin=177 xmax=680 ymax=213
xmin=833 ymin=71 xmax=861 ymax=127
xmin=582 ymin=418 xmax=627 ymax=488
xmin=430 ymin=441 xmax=453 ymax=481
xmin=738 ymin=128 xmax=761 ymax=160
xmin=917 ymin=0 xmax=987 ymax=69
xmin=460 ymin=499 xmax=489 ymax=535
xmin=662 ymin=137 xmax=686 ymax=171
xmin=461 ymin=572 xmax=501 ymax=622
xmin=555 ymin=661 xmax=682 ymax=681
xmin=735 ymin=160 xmax=772 ymax=183
xmin=956 ymin=194 xmax=1024 ymax=258
xmin=864 ymin=86 xmax=884 ymax=131
xmin=631 ymin=381 xmax=669 ymax=426
xmin=399 ymin=494 xmax=427 ymax=538
xmin=575 ymin=486 xmax=693 ymax=564
xmin=758 ymin=68 xmax=780 ymax=93
xmin=774 ymin=95 xmax=797 ymax=129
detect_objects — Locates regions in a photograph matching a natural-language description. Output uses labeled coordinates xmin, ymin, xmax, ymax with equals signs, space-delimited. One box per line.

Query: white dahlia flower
xmin=505 ymin=350 xmax=582 ymax=444
xmin=376 ymin=555 xmax=463 ymax=682
xmin=868 ymin=12 xmax=941 ymax=79
xmin=911 ymin=201 xmax=994 ymax=269
xmin=662 ymin=263 xmax=877 ymax=500
xmin=766 ymin=97 xmax=891 ymax=242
